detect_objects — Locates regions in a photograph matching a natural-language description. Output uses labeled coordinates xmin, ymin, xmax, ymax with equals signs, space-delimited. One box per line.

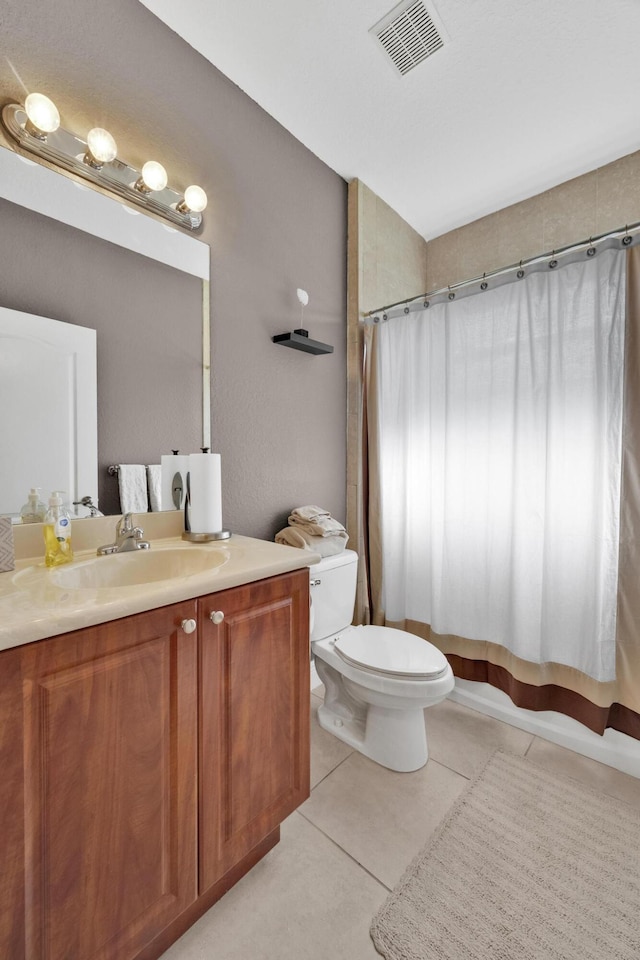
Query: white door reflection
xmin=0 ymin=306 xmax=97 ymax=517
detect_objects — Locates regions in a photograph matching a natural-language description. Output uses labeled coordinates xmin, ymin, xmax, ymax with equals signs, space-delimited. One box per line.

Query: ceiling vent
xmin=370 ymin=0 xmax=446 ymax=77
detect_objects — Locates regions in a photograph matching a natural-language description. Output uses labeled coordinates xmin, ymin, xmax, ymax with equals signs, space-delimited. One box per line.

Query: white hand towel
xmin=117 ymin=464 xmax=149 ymax=513
xmin=275 ymin=526 xmax=348 ymax=557
xmin=146 ymin=464 xmax=162 ymax=512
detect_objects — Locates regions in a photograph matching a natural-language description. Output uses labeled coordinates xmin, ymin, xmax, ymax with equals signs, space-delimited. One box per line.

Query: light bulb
xmin=136 ymin=160 xmax=168 ymax=193
xmin=297 ymin=289 xmax=309 ymax=307
xmin=24 ymin=93 xmax=60 ymax=138
xmin=85 ymin=127 xmax=118 ymax=167
xmin=180 ymin=184 xmax=207 ymax=213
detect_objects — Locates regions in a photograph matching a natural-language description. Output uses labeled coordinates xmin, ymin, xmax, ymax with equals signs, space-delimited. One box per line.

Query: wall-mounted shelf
xmin=272 ymin=328 xmax=333 ymax=356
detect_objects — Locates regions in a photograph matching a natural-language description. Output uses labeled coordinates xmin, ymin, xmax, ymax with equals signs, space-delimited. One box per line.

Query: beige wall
xmin=427 ymin=150 xmax=640 ymax=291
xmin=352 ymin=181 xmax=429 ymax=315
xmin=347 ymin=180 xmax=428 ymax=619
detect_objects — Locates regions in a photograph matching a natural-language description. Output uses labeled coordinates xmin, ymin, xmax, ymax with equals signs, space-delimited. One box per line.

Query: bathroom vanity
xmin=0 ymin=528 xmax=314 ymax=960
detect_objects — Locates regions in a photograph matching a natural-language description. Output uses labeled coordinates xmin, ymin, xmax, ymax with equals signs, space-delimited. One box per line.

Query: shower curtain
xmin=363 ymin=246 xmax=640 ymax=739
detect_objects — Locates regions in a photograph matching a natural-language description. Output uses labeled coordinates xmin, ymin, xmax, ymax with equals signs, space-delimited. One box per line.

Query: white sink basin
xmin=49 ymin=546 xmax=230 ymax=590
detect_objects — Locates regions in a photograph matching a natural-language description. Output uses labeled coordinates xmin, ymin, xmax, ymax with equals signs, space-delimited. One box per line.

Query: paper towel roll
xmin=188 ymin=452 xmax=222 ymax=533
xmin=161 ymin=454 xmax=190 ymax=511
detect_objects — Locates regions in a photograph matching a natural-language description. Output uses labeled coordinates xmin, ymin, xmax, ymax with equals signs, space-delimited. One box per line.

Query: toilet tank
xmin=309 ymin=549 xmax=358 ymax=642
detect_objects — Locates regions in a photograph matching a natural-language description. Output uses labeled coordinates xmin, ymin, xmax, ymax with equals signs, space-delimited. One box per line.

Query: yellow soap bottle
xmin=43 ymin=491 xmax=74 ymax=567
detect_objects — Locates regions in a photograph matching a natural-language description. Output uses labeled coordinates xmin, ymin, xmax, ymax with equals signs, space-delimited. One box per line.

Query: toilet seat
xmin=333 ymin=626 xmax=449 ymax=680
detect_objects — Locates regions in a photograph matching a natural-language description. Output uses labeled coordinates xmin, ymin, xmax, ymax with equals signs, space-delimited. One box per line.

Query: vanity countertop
xmin=0 ymin=534 xmax=320 ymax=652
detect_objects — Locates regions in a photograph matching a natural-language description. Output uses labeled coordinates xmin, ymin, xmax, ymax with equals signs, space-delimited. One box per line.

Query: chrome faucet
xmin=97 ymin=513 xmax=151 ymax=555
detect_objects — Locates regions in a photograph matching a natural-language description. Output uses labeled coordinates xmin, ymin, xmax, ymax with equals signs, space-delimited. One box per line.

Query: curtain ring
xmin=480 ymin=271 xmax=488 ymax=291
xmin=549 ymin=251 xmax=558 ymax=269
xmin=623 ymin=225 xmax=632 ymax=247
xmin=517 ymin=260 xmax=525 ymax=280
xmin=586 ymin=237 xmax=596 ymax=258
xmin=447 ymin=285 xmax=455 ymax=301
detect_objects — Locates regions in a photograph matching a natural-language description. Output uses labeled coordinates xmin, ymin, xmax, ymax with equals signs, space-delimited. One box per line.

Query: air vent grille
xmin=371 ymin=0 xmax=445 ymax=76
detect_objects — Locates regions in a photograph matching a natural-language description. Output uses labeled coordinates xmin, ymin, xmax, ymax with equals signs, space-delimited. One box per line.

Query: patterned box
xmin=0 ymin=517 xmax=15 ymax=572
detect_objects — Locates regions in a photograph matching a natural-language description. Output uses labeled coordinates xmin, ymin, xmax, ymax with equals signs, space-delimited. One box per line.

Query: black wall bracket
xmin=272 ymin=328 xmax=334 ymax=356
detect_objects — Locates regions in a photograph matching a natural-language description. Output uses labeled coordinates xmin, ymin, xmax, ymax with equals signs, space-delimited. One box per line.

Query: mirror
xmin=0 ymin=146 xmax=210 ymax=517
xmin=0 ymin=307 xmax=97 ymax=517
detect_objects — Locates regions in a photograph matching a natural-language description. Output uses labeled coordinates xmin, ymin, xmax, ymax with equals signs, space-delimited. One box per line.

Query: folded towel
xmin=275 ymin=526 xmax=348 ymax=557
xmin=146 ymin=464 xmax=162 ymax=512
xmin=289 ymin=505 xmax=332 ymax=522
xmin=288 ymin=515 xmax=347 ymax=538
xmin=288 ymin=505 xmax=347 ymax=538
xmin=117 ymin=464 xmax=149 ymax=513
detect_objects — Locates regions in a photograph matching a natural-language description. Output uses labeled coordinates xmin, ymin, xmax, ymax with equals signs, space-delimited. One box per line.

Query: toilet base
xmin=317 ymin=699 xmax=428 ymax=772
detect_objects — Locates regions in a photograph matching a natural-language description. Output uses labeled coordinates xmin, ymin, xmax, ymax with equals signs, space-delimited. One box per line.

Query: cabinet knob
xmin=181 ymin=618 xmax=197 ymax=634
xmin=209 ymin=610 xmax=225 ymax=625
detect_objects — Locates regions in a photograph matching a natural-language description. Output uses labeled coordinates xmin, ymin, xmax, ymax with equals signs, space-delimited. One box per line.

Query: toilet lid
xmin=334 ymin=626 xmax=450 ymax=679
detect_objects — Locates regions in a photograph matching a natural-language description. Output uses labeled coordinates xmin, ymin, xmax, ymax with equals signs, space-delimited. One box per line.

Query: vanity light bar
xmin=1 ymin=95 xmax=207 ymax=231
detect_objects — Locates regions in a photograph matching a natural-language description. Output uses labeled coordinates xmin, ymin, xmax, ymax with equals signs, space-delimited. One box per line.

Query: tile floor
xmin=161 ymin=692 xmax=640 ymax=960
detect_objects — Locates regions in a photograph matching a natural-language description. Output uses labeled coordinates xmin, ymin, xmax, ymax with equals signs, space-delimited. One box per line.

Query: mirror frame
xmin=0 ymin=145 xmax=211 ymax=453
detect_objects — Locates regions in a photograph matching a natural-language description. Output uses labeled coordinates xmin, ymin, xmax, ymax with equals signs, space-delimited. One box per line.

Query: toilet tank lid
xmin=335 ymin=626 xmax=450 ymax=679
xmin=309 ymin=549 xmax=358 ymax=573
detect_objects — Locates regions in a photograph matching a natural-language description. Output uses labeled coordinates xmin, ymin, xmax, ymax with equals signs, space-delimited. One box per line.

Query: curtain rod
xmin=363 ymin=221 xmax=640 ymax=323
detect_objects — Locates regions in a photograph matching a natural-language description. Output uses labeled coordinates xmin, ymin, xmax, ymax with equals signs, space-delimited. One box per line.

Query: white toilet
xmin=310 ymin=550 xmax=454 ymax=772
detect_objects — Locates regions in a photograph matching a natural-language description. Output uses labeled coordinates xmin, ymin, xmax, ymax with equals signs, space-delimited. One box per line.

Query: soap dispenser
xmin=43 ymin=491 xmax=74 ymax=567
xmin=20 ymin=487 xmax=46 ymax=524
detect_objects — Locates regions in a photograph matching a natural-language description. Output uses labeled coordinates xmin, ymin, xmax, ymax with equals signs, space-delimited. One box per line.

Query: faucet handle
xmin=117 ymin=512 xmax=135 ymax=535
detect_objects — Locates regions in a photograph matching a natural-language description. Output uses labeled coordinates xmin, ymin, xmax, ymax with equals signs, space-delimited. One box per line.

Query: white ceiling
xmin=140 ymin=0 xmax=640 ymax=241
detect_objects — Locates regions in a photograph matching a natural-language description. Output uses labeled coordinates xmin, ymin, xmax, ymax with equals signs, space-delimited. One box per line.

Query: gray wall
xmin=0 ymin=0 xmax=347 ymax=537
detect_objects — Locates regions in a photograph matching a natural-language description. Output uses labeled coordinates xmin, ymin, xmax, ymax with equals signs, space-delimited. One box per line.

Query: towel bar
xmin=107 ymin=465 xmax=120 ymax=476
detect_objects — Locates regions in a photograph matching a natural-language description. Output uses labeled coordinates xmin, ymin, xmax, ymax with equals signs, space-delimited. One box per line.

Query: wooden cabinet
xmin=2 ymin=600 xmax=199 ymax=960
xmin=198 ymin=570 xmax=310 ymax=891
xmin=0 ymin=568 xmax=310 ymax=960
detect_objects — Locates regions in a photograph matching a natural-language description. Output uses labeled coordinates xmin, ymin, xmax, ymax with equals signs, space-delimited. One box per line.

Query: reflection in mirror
xmin=0 ymin=307 xmax=97 ymax=519
xmin=0 ymin=146 xmax=210 ymax=517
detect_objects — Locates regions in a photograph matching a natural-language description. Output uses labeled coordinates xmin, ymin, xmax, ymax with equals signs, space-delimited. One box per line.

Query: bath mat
xmin=370 ymin=750 xmax=640 ymax=960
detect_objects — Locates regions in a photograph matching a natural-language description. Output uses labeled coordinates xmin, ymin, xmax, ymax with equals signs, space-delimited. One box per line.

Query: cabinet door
xmin=0 ymin=643 xmax=27 ymax=958
xmin=18 ymin=602 xmax=198 ymax=960
xmin=199 ymin=570 xmax=310 ymax=891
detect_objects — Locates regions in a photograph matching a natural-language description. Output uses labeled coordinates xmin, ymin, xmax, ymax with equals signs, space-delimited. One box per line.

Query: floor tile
xmin=299 ymin=752 xmax=468 ymax=889
xmin=426 ymin=698 xmax=535 ymax=778
xmin=159 ymin=687 xmax=639 ymax=960
xmin=159 ymin=812 xmax=386 ymax=960
xmin=525 ymin=736 xmax=640 ymax=806
xmin=310 ymin=693 xmax=354 ymax=788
